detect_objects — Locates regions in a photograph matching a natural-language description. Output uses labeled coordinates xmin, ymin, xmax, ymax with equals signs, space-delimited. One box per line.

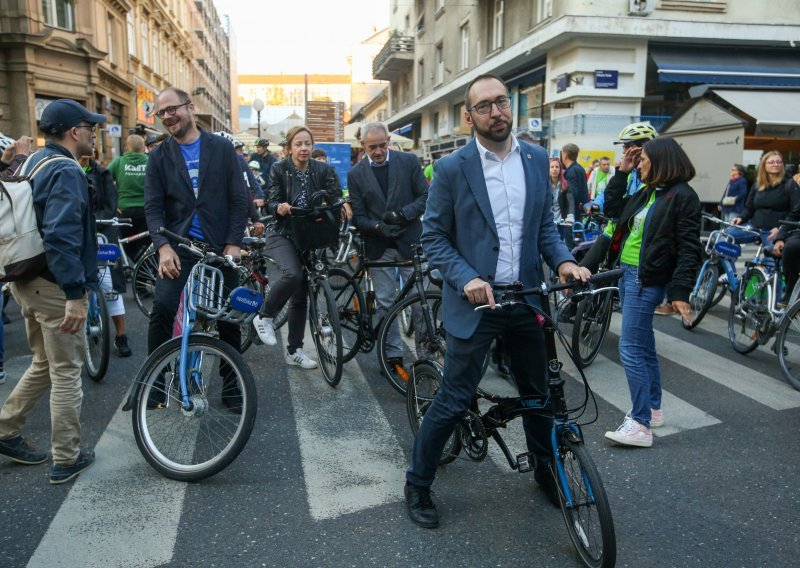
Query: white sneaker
xmin=605 ymin=417 xmax=653 ymax=447
xmin=625 ymin=408 xmax=664 ymax=428
xmin=252 ymin=316 xmax=277 ymax=346
xmin=285 ymin=348 xmax=318 ymax=369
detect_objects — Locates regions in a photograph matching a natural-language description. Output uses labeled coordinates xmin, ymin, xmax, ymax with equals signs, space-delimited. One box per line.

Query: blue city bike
xmin=122 ymin=228 xmax=261 ymax=481
xmin=407 ymin=270 xmax=622 ymax=568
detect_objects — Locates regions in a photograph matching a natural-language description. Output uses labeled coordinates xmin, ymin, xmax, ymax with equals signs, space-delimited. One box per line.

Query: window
xmin=152 ymin=33 xmax=159 ymax=74
xmin=141 ymin=18 xmax=149 ymax=66
xmin=492 ymin=0 xmax=504 ymax=51
xmin=532 ymin=0 xmax=551 ymax=24
xmin=417 ymin=59 xmax=424 ymax=97
xmin=460 ymin=23 xmax=469 ymax=71
xmin=107 ymin=14 xmax=116 ymax=64
xmin=127 ymin=12 xmax=136 ymax=56
xmin=162 ymin=35 xmax=169 ymax=77
xmin=41 ymin=0 xmax=74 ymax=31
xmin=436 ymin=0 xmax=445 ymax=16
xmin=435 ymin=43 xmax=444 ymax=85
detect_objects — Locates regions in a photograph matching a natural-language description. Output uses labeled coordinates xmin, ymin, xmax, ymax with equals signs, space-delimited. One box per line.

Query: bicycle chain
xmin=460 ymin=411 xmax=489 ymax=462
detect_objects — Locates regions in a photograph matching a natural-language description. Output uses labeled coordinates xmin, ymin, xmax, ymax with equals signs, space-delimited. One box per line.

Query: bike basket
xmin=289 ymin=205 xmax=341 ymax=251
xmin=97 ymin=243 xmax=121 ymax=265
xmin=187 ymin=263 xmax=227 ymax=319
xmin=705 ymin=230 xmax=738 ymax=257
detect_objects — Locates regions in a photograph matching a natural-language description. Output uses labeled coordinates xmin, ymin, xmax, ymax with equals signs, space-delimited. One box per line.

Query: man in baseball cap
xmin=38 ymin=99 xmax=106 ymax=136
xmin=251 ymin=137 xmax=276 ymax=173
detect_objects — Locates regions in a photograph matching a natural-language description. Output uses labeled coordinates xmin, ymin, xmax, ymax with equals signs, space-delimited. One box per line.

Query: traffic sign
xmin=528 ymin=118 xmax=543 ymax=132
xmin=107 ymin=124 xmax=122 ymax=138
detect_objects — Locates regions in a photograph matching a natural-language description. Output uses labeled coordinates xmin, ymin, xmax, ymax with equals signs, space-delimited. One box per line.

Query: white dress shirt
xmin=475 ymin=135 xmax=526 ymax=284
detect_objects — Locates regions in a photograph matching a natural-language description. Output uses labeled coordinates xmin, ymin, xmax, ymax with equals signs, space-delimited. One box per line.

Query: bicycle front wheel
xmin=328 ymin=268 xmax=366 ymax=362
xmin=683 ymin=262 xmax=719 ymax=330
xmin=308 ymin=279 xmax=343 ymax=387
xmin=555 ymin=433 xmax=616 ymax=568
xmin=776 ymin=300 xmax=800 ymax=390
xmin=571 ymin=290 xmax=613 ymax=368
xmin=406 ymin=360 xmax=461 ymax=465
xmin=131 ymin=335 xmax=257 ymax=481
xmin=132 ymin=250 xmax=159 ymax=318
xmin=84 ymin=290 xmax=110 ymax=382
xmin=378 ymin=291 xmax=445 ymax=395
xmin=728 ymin=267 xmax=766 ymax=354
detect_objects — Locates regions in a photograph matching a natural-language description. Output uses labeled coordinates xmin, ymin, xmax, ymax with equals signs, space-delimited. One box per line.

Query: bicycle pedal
xmin=516 ymin=452 xmax=537 ymax=473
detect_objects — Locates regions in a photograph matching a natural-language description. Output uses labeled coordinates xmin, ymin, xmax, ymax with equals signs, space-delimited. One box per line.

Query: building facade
xmin=0 ymin=0 xmax=233 ymax=161
xmin=376 ymin=0 xmax=800 ymax=169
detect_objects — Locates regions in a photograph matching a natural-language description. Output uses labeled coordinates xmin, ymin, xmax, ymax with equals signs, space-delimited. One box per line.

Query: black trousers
xmin=261 ymin=232 xmax=308 ymax=352
xmin=782 ymin=235 xmax=800 ymax=301
xmin=147 ymin=250 xmax=240 ymax=355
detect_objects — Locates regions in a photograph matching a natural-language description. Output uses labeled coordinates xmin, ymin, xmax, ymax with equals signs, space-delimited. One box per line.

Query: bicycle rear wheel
xmin=308 ymin=279 xmax=343 ymax=387
xmin=132 ymin=250 xmax=158 ymax=318
xmin=377 ymin=291 xmax=445 ymax=395
xmin=131 ymin=335 xmax=257 ymax=481
xmin=683 ymin=262 xmax=719 ymax=330
xmin=776 ymin=300 xmax=800 ymax=390
xmin=571 ymin=290 xmax=613 ymax=368
xmin=328 ymin=268 xmax=366 ymax=362
xmin=728 ymin=267 xmax=766 ymax=354
xmin=85 ymin=289 xmax=111 ymax=382
xmin=406 ymin=360 xmax=461 ymax=465
xmin=555 ymin=432 xmax=616 ymax=568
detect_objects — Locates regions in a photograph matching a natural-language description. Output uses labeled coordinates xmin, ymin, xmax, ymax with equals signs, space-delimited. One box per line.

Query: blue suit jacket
xmin=421 ymin=139 xmax=574 ymax=340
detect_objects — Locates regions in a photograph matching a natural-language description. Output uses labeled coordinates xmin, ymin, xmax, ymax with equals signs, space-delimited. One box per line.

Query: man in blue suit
xmin=404 ymin=74 xmax=590 ymax=528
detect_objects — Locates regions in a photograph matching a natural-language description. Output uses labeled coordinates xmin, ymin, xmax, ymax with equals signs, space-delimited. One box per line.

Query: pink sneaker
xmin=650 ymin=408 xmax=664 ymax=428
xmin=605 ymin=417 xmax=653 ymax=447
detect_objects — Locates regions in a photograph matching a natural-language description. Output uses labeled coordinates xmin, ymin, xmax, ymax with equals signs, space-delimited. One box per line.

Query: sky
xmin=213 ymin=0 xmax=390 ymax=75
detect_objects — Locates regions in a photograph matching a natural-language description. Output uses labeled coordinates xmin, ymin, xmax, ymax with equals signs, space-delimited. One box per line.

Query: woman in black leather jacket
xmin=601 ymin=136 xmax=702 ymax=448
xmin=250 ymin=125 xmax=344 ymax=369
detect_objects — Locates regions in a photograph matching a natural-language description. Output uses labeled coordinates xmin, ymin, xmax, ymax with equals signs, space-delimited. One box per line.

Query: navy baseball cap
xmin=256 ymin=138 xmax=269 ymax=147
xmin=39 ymin=99 xmax=107 ymax=135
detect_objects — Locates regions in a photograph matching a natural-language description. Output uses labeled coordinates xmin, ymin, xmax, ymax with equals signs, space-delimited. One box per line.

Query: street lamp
xmin=252 ymin=98 xmax=265 ymax=139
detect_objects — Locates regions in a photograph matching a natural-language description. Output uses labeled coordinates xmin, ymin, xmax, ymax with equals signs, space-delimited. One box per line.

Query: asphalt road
xmin=1 ymin=289 xmax=799 ymax=568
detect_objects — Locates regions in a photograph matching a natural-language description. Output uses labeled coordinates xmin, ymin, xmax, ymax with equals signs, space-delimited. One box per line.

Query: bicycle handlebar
xmin=96 ymin=217 xmax=132 ymax=226
xmin=703 ymin=213 xmax=761 ymax=235
xmin=156 ymin=227 xmax=239 ymax=268
xmin=289 ymin=199 xmax=344 ymax=217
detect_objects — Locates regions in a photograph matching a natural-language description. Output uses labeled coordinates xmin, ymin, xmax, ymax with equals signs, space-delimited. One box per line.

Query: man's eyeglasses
xmin=468 ymin=96 xmax=511 ymax=115
xmin=155 ymin=102 xmax=190 ymax=119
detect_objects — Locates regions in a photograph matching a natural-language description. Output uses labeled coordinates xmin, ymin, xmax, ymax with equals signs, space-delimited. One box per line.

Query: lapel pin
xmin=527 ymin=153 xmax=532 ymax=159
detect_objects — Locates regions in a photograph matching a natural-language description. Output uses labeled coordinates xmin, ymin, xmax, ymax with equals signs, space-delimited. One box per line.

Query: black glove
xmin=382 ymin=210 xmax=408 ymax=226
xmin=376 ymin=221 xmax=406 ymax=239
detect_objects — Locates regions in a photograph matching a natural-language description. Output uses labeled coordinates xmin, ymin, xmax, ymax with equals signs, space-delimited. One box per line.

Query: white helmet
xmin=0 ymin=133 xmax=15 ymax=151
xmin=213 ymin=131 xmax=235 ymax=145
xmin=614 ymin=122 xmax=657 ymax=145
xmin=248 ymin=160 xmax=261 ymax=170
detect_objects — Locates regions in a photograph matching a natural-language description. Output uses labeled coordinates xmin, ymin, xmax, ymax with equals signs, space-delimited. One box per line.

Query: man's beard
xmin=474 ymin=117 xmax=512 ymax=142
xmin=166 ymin=117 xmax=192 ymax=139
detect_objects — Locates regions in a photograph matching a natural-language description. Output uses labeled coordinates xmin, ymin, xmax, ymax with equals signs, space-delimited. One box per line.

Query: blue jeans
xmin=724 ymin=226 xmax=771 ymax=246
xmin=619 ymin=264 xmax=665 ymax=428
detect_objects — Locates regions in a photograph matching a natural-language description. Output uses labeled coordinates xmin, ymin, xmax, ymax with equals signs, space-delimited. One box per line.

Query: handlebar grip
xmin=778 ymin=219 xmax=800 ymax=228
xmin=589 ymin=269 xmax=624 ymax=286
xmin=156 ymin=226 xmax=192 ymax=246
xmin=115 ymin=217 xmax=132 ymax=224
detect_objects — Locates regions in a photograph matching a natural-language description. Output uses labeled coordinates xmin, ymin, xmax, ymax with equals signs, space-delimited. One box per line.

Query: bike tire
xmin=132 ymin=250 xmax=159 ymax=318
xmin=308 ymin=279 xmax=344 ymax=387
xmin=683 ymin=263 xmax=719 ymax=330
xmin=406 ymin=360 xmax=462 ymax=465
xmin=85 ymin=289 xmax=111 ymax=382
xmin=555 ymin=433 xmax=616 ymax=568
xmin=377 ymin=291 xmax=445 ymax=395
xmin=728 ymin=267 xmax=766 ymax=354
xmin=328 ymin=268 xmax=366 ymax=362
xmin=776 ymin=300 xmax=800 ymax=390
xmin=571 ymin=290 xmax=613 ymax=368
xmin=131 ymin=334 xmax=257 ymax=481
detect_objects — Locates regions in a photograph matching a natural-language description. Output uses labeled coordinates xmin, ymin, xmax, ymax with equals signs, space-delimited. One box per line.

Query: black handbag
xmin=288 ymin=190 xmax=341 ymax=251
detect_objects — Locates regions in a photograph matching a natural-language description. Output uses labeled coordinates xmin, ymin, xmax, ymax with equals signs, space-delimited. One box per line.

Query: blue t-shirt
xmin=179 ymin=138 xmax=204 ymax=240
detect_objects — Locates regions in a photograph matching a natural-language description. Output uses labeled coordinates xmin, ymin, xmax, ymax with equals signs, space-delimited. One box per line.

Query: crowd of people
xmin=0 ymin=81 xmax=797 ymax=537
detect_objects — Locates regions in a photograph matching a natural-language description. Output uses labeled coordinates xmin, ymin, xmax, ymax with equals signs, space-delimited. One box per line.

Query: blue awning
xmin=650 ymin=47 xmax=800 ymax=87
xmin=393 ymin=123 xmax=413 ymax=135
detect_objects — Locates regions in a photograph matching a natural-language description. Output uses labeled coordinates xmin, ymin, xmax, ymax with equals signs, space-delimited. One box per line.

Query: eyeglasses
xmin=366 ymin=142 xmax=388 ymax=151
xmin=74 ymin=124 xmax=95 ymax=131
xmin=468 ymin=96 xmax=511 ymax=115
xmin=766 ymin=160 xmax=784 ymax=165
xmin=155 ymin=102 xmax=190 ymax=119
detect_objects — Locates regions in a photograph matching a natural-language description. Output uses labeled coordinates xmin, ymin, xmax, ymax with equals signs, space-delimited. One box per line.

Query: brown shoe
xmin=654 ymin=304 xmax=675 ymax=316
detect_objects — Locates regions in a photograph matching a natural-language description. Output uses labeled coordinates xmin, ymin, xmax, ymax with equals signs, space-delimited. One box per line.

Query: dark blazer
xmin=421 ymin=139 xmax=574 ymax=340
xmin=144 ymin=129 xmax=248 ymax=252
xmin=564 ymin=161 xmax=589 ymax=218
xmin=347 ymin=150 xmax=428 ymax=260
xmin=267 ymin=157 xmax=341 ymax=236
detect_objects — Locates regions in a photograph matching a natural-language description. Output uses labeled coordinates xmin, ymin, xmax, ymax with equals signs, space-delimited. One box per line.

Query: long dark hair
xmin=641 ymin=136 xmax=695 ymax=187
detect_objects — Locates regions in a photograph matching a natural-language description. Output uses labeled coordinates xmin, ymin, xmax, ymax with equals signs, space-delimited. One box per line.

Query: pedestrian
xmin=0 ymin=99 xmax=104 ymax=483
xmin=587 ymin=156 xmax=614 ymax=201
xmin=549 ymin=157 xmax=575 ymax=249
xmin=348 ymin=122 xmax=429 ymax=381
xmin=81 ymin=152 xmax=133 ymax=357
xmin=144 ymin=87 xmax=248 ymax=410
xmin=107 ymin=134 xmax=150 ymax=262
xmin=602 ymin=136 xmax=702 ymax=447
xmin=560 ymin=143 xmax=589 ymax=219
xmin=718 ymin=163 xmax=748 ymax=222
xmin=144 ymin=133 xmax=167 ymax=153
xmin=404 ymin=74 xmax=589 ymax=528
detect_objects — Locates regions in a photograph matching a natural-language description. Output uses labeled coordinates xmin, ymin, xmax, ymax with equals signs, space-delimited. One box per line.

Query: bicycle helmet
xmin=248 ymin=160 xmax=261 ymax=170
xmin=233 ymin=139 xmax=244 ymax=149
xmin=0 ymin=133 xmax=15 ymax=152
xmin=213 ymin=131 xmax=235 ymax=145
xmin=613 ymin=122 xmax=657 ymax=145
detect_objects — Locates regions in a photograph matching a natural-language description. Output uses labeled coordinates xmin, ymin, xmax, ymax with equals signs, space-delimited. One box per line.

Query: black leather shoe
xmin=404 ymin=482 xmax=439 ymax=528
xmin=114 ymin=335 xmax=133 ymax=358
xmin=534 ymin=465 xmax=561 ymax=508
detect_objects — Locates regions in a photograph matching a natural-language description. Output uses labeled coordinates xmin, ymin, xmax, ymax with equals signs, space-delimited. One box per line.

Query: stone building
xmin=0 ymin=0 xmax=232 ymax=162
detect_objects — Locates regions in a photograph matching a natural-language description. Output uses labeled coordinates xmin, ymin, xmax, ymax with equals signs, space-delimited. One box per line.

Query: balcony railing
xmin=373 ymin=35 xmax=415 ymax=81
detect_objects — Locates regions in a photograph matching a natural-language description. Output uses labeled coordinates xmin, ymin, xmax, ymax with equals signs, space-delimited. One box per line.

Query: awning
xmin=392 ymin=123 xmax=413 ymax=135
xmin=712 ymin=89 xmax=800 ymax=138
xmin=650 ymin=47 xmax=800 ymax=87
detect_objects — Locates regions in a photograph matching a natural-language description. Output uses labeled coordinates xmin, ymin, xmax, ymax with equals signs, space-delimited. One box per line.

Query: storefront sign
xmin=136 ymin=80 xmax=157 ymax=125
xmin=594 ymin=70 xmax=619 ymax=89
